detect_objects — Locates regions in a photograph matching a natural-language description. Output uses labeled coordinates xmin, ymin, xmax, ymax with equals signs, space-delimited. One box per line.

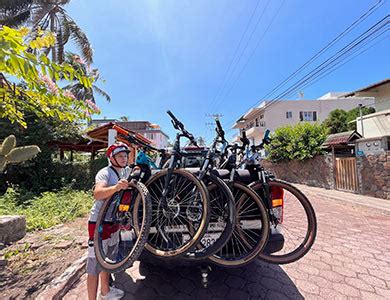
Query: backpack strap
xmin=109 ymin=166 xmax=121 ymax=181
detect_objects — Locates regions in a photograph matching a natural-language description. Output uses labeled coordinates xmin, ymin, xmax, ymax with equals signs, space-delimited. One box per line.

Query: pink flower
xmin=85 ymin=99 xmax=101 ymax=114
xmin=63 ymin=90 xmax=76 ymax=100
xmin=40 ymin=74 xmax=59 ymax=95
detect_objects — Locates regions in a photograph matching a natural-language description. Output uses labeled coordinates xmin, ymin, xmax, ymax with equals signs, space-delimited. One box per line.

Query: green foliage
xmin=346 ymin=106 xmax=375 ymax=131
xmin=0 ymin=187 xmax=93 ymax=231
xmin=323 ymin=107 xmax=375 ymax=134
xmin=0 ymin=113 xmax=103 ymax=195
xmin=265 ymin=122 xmax=328 ymax=163
xmin=0 ymin=26 xmax=96 ymax=128
xmin=322 ymin=109 xmax=349 ymax=134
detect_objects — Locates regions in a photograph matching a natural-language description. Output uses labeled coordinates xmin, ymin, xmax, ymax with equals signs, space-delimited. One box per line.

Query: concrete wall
xmin=356 ymin=110 xmax=390 ymax=138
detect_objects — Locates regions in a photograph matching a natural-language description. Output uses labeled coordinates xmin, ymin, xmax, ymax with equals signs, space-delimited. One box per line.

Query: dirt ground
xmin=0 ymin=216 xmax=88 ymax=299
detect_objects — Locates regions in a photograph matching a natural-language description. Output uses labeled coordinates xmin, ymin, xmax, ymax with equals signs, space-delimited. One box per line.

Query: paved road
xmin=64 ymin=185 xmax=390 ymax=299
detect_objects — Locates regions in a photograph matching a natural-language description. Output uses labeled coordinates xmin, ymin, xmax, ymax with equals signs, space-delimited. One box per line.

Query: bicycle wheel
xmin=208 ymin=182 xmax=270 ymax=267
xmin=94 ymin=181 xmax=152 ymax=273
xmin=250 ymin=179 xmax=317 ymax=264
xmin=134 ymin=169 xmax=210 ymax=258
xmin=184 ymin=174 xmax=235 ymax=260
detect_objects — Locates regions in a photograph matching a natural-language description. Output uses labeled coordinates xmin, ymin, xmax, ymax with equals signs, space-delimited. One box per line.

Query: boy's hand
xmin=115 ymin=179 xmax=129 ymax=191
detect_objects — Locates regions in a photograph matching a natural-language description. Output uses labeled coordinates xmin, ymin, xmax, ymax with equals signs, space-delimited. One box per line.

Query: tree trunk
xmin=50 ymin=12 xmax=57 ymax=64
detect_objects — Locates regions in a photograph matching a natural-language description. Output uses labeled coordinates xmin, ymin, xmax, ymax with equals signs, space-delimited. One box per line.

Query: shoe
xmin=111 ymin=286 xmax=125 ymax=298
xmin=98 ymin=286 xmax=124 ymax=299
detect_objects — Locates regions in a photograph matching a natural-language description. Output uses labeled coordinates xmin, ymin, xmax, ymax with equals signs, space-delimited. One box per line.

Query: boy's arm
xmin=93 ymin=179 xmax=128 ymax=200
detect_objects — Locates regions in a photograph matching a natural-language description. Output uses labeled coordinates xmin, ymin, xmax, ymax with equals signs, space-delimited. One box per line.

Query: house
xmin=338 ymin=79 xmax=390 ymax=138
xmin=233 ymin=96 xmax=374 ymax=145
xmin=90 ymin=119 xmax=169 ymax=149
xmin=340 ymin=78 xmax=390 ymax=112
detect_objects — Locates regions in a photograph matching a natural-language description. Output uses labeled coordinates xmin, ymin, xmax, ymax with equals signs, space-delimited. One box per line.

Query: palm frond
xmin=65 ymin=14 xmax=93 ymax=64
xmin=0 ymin=0 xmax=32 ymax=27
xmin=92 ymin=85 xmax=111 ymax=102
xmin=0 ymin=9 xmax=30 ymax=27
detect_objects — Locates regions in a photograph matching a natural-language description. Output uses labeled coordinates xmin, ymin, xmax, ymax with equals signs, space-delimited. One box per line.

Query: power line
xmin=262 ymin=15 xmax=389 ymax=111
xmin=214 ymin=0 xmax=285 ymax=111
xmin=254 ymin=0 xmax=384 ymax=104
xmin=209 ymin=1 xmax=262 ymax=111
xmin=212 ymin=0 xmax=273 ymax=111
xmin=222 ymin=5 xmax=388 ymax=132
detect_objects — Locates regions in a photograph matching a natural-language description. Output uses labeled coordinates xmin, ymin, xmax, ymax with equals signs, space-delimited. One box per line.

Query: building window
xmin=299 ymin=111 xmax=317 ymax=121
xmin=255 ymin=118 xmax=259 ymax=127
xmin=286 ymin=111 xmax=292 ymax=119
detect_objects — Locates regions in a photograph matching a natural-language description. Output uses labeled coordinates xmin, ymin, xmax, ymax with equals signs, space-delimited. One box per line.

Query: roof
xmin=342 ymin=78 xmax=390 ymax=97
xmin=48 ymin=140 xmax=106 ymax=152
xmin=86 ymin=122 xmax=151 ymax=145
xmin=323 ymin=131 xmax=362 ymax=147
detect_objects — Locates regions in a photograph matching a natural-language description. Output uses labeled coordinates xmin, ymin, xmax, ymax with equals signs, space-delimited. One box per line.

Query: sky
xmin=66 ymin=0 xmax=389 ymax=143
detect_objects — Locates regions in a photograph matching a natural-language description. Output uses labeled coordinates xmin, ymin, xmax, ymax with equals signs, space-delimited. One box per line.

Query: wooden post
xmin=332 ymin=145 xmax=336 ymax=189
xmin=70 ymin=150 xmax=73 ymax=162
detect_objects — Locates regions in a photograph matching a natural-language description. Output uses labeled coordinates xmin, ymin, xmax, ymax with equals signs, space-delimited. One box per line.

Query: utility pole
xmin=359 ymin=104 xmax=364 ymax=137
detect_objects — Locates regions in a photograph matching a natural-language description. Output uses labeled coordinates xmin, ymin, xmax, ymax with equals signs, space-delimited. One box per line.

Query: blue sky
xmin=67 ymin=0 xmax=389 ymax=143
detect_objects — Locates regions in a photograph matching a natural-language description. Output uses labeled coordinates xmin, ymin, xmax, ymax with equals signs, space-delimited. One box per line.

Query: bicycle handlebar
xmin=166 ymin=110 xmax=198 ymax=147
xmin=215 ymin=118 xmax=225 ymax=140
xmin=113 ymin=125 xmax=165 ymax=154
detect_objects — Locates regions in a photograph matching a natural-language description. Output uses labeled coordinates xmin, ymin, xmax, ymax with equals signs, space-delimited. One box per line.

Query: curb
xmin=36 ymin=254 xmax=87 ymax=300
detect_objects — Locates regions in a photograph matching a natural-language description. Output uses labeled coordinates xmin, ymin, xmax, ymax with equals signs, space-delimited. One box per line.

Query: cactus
xmin=0 ymin=135 xmax=41 ymax=173
xmin=0 ymin=135 xmax=17 ymax=156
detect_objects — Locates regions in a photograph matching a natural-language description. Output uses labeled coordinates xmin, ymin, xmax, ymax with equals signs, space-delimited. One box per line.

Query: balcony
xmin=246 ymin=123 xmax=266 ymax=137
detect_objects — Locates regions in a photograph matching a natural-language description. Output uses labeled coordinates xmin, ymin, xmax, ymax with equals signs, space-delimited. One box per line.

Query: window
xmin=255 ymin=118 xmax=259 ymax=127
xmin=299 ymin=111 xmax=317 ymax=121
xmin=286 ymin=111 xmax=292 ymax=119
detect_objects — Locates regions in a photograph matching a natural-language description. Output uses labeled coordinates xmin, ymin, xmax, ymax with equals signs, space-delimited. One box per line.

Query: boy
xmin=87 ymin=142 xmax=131 ymax=300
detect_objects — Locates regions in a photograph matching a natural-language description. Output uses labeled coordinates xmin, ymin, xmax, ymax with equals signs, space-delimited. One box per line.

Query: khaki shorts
xmin=86 ymin=230 xmax=119 ymax=276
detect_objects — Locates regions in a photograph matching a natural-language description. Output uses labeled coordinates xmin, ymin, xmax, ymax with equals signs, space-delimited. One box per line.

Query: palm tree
xmin=0 ymin=0 xmax=32 ymax=27
xmin=63 ymin=52 xmax=110 ymax=104
xmin=30 ymin=0 xmax=93 ymax=64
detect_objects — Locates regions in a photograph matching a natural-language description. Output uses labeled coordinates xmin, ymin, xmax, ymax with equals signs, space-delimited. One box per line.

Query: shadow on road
xmin=113 ymin=256 xmax=303 ymax=300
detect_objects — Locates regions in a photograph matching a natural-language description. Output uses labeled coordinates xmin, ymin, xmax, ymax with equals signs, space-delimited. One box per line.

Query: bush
xmin=0 ymin=187 xmax=93 ymax=231
xmin=265 ymin=122 xmax=328 ymax=163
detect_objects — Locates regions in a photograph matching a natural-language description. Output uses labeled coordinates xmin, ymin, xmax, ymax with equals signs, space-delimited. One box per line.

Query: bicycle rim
xmin=251 ymin=179 xmax=317 ymax=264
xmin=139 ymin=169 xmax=210 ymax=257
xmin=94 ymin=182 xmax=152 ymax=272
xmin=208 ymin=182 xmax=269 ymax=267
xmin=184 ymin=174 xmax=235 ymax=260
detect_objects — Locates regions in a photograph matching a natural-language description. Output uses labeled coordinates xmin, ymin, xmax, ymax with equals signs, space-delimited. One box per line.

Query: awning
xmin=323 ymin=131 xmax=362 ymax=147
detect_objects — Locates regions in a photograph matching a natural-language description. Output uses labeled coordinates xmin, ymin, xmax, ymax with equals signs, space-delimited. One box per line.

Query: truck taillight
xmin=271 ymin=186 xmax=284 ymax=223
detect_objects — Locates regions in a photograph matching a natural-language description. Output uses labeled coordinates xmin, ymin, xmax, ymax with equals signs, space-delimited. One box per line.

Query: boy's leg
xmin=87 ymin=274 xmax=99 ymax=300
xmin=100 ymin=271 xmax=111 ymax=296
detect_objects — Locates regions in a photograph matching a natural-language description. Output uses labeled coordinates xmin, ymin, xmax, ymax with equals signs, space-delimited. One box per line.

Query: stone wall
xmin=262 ymin=154 xmax=335 ymax=189
xmin=262 ymin=151 xmax=389 ymax=200
xmin=356 ymin=151 xmax=390 ymax=200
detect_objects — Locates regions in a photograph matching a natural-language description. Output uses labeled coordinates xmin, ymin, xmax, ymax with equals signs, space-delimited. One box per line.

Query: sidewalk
xmin=62 ymin=184 xmax=390 ymax=299
xmin=295 ymin=184 xmax=390 ymax=214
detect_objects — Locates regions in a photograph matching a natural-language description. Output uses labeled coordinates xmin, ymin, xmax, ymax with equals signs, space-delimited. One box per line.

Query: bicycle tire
xmin=94 ymin=181 xmax=152 ymax=273
xmin=208 ymin=182 xmax=270 ymax=267
xmin=184 ymin=174 xmax=235 ymax=260
xmin=250 ymin=179 xmax=317 ymax=264
xmin=135 ymin=169 xmax=210 ymax=258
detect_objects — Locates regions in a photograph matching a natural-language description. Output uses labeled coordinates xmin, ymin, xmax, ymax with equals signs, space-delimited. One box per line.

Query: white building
xmin=116 ymin=121 xmax=169 ymax=149
xmin=340 ymin=78 xmax=390 ymax=139
xmin=90 ymin=119 xmax=169 ymax=149
xmin=233 ymin=96 xmax=375 ymax=145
